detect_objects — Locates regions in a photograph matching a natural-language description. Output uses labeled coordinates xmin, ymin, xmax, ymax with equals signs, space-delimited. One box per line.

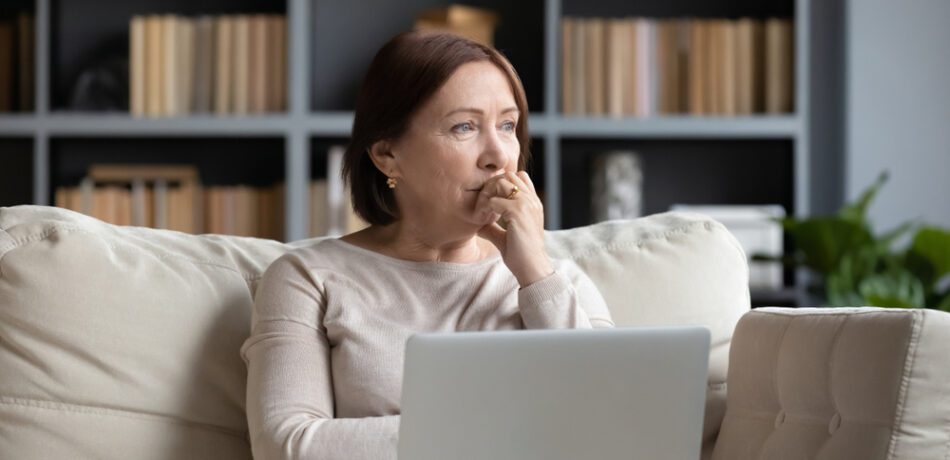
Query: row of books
xmin=49 ymin=148 xmax=370 ymax=240
xmin=53 ymin=178 xmax=372 ymax=240
xmin=0 ymin=12 xmax=34 ymax=112
xmin=129 ymin=14 xmax=287 ymax=118
xmin=561 ymin=17 xmax=794 ymax=117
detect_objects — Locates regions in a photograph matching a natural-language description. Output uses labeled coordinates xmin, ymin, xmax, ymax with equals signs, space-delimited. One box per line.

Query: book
xmin=192 ymin=16 xmax=214 ymax=113
xmin=735 ymin=18 xmax=755 ymax=115
xmin=656 ymin=20 xmax=678 ymax=114
xmin=215 ymin=16 xmax=233 ymax=114
xmin=570 ymin=18 xmax=586 ymax=115
xmin=273 ymin=16 xmax=287 ymax=111
xmin=178 ymin=18 xmax=194 ymax=116
xmin=153 ymin=179 xmax=168 ymax=229
xmin=705 ymin=19 xmax=723 ymax=115
xmin=131 ymin=178 xmax=147 ymax=226
xmin=635 ymin=19 xmax=654 ymax=117
xmin=621 ymin=19 xmax=637 ymax=116
xmin=765 ymin=18 xmax=794 ymax=113
xmin=249 ymin=14 xmax=267 ymax=113
xmin=145 ymin=15 xmax=163 ymax=117
xmin=561 ymin=18 xmax=573 ymax=115
xmin=688 ymin=20 xmax=705 ymax=115
xmin=162 ymin=15 xmax=179 ymax=116
xmin=721 ymin=20 xmax=737 ymax=116
xmin=310 ymin=179 xmax=328 ymax=237
xmin=232 ymin=15 xmax=250 ymax=115
xmin=585 ymin=18 xmax=604 ymax=116
xmin=130 ymin=16 xmax=146 ymax=116
xmin=675 ymin=21 xmax=690 ymax=114
xmin=604 ymin=19 xmax=624 ymax=118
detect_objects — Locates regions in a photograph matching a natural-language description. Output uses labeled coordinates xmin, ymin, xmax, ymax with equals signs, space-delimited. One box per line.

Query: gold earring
xmin=387 ymin=177 xmax=397 ymax=189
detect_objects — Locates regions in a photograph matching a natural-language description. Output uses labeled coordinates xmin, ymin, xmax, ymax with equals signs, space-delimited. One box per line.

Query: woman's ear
xmin=368 ymin=139 xmax=400 ymax=178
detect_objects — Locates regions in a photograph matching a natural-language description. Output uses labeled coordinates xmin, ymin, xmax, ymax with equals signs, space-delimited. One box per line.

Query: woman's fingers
xmin=480 ymin=171 xmax=534 ymax=201
xmin=477 ymin=221 xmax=507 ymax=249
xmin=517 ymin=170 xmax=537 ymax=194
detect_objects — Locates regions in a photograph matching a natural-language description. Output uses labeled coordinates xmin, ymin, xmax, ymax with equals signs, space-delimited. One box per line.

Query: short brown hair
xmin=343 ymin=31 xmax=532 ymax=226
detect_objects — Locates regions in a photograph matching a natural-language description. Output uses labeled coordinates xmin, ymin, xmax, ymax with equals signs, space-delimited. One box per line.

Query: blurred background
xmin=0 ymin=0 xmax=947 ymax=308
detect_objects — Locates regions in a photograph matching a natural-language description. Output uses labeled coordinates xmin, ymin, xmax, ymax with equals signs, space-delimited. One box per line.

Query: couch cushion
xmin=545 ymin=213 xmax=751 ymax=457
xmin=713 ymin=307 xmax=950 ymax=460
xmin=0 ymin=205 xmax=749 ymax=459
xmin=0 ymin=205 xmax=308 ymax=459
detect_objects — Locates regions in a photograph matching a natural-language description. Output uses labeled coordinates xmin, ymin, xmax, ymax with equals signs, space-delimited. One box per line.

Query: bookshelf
xmin=0 ymin=0 xmax=839 ymax=306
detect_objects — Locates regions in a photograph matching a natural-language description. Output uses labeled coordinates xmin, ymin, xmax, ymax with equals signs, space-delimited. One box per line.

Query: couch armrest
xmin=711 ymin=307 xmax=950 ymax=460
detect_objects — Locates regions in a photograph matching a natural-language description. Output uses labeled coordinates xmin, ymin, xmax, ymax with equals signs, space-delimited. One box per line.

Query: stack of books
xmin=129 ymin=14 xmax=287 ymax=117
xmin=561 ymin=17 xmax=794 ymax=117
xmin=0 ymin=11 xmax=34 ymax=112
xmin=53 ymin=164 xmax=285 ymax=240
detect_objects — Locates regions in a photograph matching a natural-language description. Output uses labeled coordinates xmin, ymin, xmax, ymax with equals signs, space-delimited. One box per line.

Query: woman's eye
xmin=452 ymin=122 xmax=475 ymax=134
xmin=501 ymin=121 xmax=516 ymax=132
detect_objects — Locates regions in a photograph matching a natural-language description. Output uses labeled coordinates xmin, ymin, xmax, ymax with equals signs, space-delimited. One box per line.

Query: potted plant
xmin=757 ymin=172 xmax=950 ymax=310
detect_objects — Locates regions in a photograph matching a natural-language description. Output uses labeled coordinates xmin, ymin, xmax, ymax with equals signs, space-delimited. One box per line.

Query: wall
xmin=846 ymin=0 xmax=950 ymax=232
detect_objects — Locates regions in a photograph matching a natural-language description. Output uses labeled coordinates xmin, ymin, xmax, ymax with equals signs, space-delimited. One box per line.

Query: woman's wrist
xmin=514 ymin=259 xmax=555 ymax=288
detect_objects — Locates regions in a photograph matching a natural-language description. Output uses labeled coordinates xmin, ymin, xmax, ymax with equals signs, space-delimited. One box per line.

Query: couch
xmin=0 ymin=205 xmax=948 ymax=459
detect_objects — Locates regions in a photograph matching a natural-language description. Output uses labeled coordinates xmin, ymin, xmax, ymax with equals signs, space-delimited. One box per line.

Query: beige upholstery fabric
xmin=713 ymin=307 xmax=950 ymax=460
xmin=545 ymin=214 xmax=751 ymax=457
xmin=0 ymin=205 xmax=748 ymax=459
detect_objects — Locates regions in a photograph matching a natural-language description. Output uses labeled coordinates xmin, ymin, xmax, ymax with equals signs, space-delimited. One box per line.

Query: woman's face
xmin=385 ymin=60 xmax=522 ymax=228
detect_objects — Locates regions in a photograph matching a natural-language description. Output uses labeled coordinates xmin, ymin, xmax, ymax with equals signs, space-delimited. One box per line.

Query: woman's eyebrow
xmin=443 ymin=107 xmax=520 ymax=118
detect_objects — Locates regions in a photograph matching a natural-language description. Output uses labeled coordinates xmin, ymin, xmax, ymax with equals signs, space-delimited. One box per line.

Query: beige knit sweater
xmin=239 ymin=238 xmax=615 ymax=460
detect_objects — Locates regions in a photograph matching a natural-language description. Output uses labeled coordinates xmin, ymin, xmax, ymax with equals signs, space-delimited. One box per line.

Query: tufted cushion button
xmin=774 ymin=410 xmax=786 ymax=428
xmin=828 ymin=413 xmax=842 ymax=434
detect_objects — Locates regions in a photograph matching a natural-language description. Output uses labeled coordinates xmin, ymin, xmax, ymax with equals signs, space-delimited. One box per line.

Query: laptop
xmin=397 ymin=326 xmax=710 ymax=460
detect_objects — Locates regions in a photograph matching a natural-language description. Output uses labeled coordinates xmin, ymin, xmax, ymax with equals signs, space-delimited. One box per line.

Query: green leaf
xmin=826 ymin=270 xmax=863 ymax=306
xmin=937 ymin=293 xmax=950 ymax=312
xmin=838 ymin=171 xmax=888 ymax=224
xmin=787 ymin=218 xmax=874 ymax=275
xmin=858 ymin=270 xmax=926 ymax=308
xmin=911 ymin=227 xmax=950 ymax=279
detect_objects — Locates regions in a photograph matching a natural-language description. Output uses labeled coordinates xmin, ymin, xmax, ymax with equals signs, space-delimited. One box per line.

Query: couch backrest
xmin=0 ymin=205 xmax=749 ymax=459
xmin=713 ymin=307 xmax=950 ymax=460
xmin=545 ymin=213 xmax=751 ymax=457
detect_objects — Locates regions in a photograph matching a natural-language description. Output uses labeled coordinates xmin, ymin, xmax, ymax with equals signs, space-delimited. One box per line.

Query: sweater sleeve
xmin=239 ymin=252 xmax=399 ymax=460
xmin=517 ymin=258 xmax=615 ymax=330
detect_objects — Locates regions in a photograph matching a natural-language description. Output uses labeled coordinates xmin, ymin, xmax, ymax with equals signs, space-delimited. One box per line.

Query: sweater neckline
xmin=328 ymin=238 xmax=503 ymax=271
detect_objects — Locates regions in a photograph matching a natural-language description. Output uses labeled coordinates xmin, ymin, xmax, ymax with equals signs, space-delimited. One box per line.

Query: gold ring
xmin=505 ymin=186 xmax=520 ymax=200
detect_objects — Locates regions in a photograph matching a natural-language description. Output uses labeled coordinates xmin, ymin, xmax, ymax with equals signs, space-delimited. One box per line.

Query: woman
xmin=240 ymin=31 xmax=614 ymax=460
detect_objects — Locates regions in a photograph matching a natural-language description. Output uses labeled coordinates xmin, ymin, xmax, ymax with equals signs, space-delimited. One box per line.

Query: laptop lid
xmin=398 ymin=326 xmax=710 ymax=460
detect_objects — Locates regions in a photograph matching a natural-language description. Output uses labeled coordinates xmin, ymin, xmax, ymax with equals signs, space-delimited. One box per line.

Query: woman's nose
xmin=477 ymin=130 xmax=508 ymax=171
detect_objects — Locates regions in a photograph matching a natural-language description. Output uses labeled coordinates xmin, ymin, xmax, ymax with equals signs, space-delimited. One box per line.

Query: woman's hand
xmin=476 ymin=170 xmax=554 ymax=287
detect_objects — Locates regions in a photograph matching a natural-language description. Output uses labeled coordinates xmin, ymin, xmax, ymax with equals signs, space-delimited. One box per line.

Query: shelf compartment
xmin=50 ymin=0 xmax=286 ymax=112
xmin=50 ymin=136 xmax=286 ymax=239
xmin=559 ymin=137 xmax=794 ymax=229
xmin=0 ymin=137 xmax=34 ymax=206
xmin=310 ymin=0 xmax=545 ymax=113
